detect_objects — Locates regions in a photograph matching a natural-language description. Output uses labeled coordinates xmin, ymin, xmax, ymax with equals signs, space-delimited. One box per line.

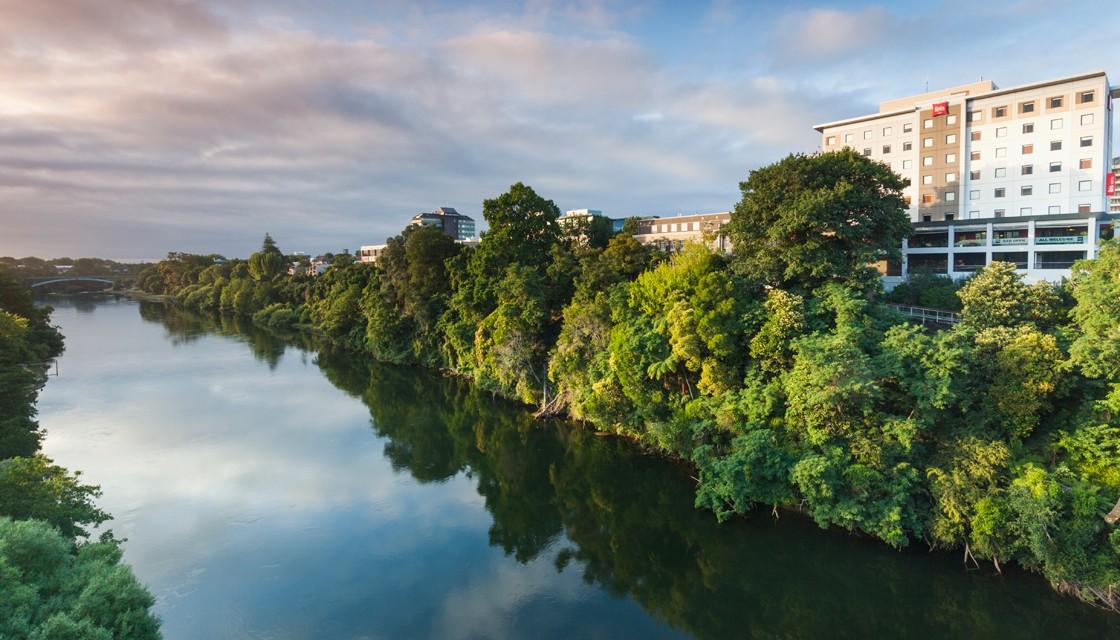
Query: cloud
xmin=774 ymin=7 xmax=895 ymax=63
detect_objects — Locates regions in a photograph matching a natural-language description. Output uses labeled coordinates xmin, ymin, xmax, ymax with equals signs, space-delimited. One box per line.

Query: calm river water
xmin=35 ymin=296 xmax=1120 ymax=639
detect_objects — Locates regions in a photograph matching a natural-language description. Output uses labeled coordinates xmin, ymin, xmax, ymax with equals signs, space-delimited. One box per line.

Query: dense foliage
xmin=0 ymin=265 xmax=160 ymax=638
xmin=137 ymin=151 xmax=1120 ymax=611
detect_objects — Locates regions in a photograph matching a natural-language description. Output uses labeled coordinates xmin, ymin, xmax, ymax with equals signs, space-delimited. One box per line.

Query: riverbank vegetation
xmin=137 ymin=149 xmax=1120 ymax=611
xmin=0 ymin=266 xmax=160 ymax=638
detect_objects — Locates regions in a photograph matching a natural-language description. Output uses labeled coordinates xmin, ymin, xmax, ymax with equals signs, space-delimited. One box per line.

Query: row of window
xmin=917 ymin=204 xmax=1098 ymax=222
xmin=977 ymin=180 xmax=1095 ymax=198
xmin=829 ymin=112 xmax=1097 ymax=148
xmin=968 ymin=90 xmax=1097 ymax=123
xmin=854 ymin=136 xmax=1095 ymax=163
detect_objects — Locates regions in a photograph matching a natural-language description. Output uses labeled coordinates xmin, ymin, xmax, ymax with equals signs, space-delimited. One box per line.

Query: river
xmin=34 ymin=296 xmax=1120 ymax=639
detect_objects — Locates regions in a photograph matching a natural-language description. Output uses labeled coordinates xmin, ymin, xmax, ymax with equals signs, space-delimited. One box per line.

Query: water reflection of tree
xmin=152 ymin=309 xmax=1120 ymax=639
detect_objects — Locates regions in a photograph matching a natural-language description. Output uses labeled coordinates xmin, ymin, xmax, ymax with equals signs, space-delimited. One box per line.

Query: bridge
xmin=25 ymin=275 xmax=125 ymax=289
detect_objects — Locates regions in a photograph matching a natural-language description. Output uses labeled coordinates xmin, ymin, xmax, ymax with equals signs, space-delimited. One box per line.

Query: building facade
xmin=816 ymin=71 xmax=1117 ymax=283
xmin=358 ymin=244 xmax=388 ymax=265
xmin=409 ymin=207 xmax=477 ymax=242
xmin=1111 ymin=156 xmax=1119 ymax=213
xmin=632 ymin=212 xmax=732 ymax=253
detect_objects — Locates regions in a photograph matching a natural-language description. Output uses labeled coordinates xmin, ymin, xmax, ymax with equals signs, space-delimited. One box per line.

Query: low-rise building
xmin=358 ymin=244 xmax=389 ymax=265
xmin=307 ymin=255 xmax=331 ymax=276
xmin=632 ymin=212 xmax=732 ymax=253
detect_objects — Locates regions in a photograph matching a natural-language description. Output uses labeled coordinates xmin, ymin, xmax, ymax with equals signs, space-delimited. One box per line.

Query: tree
xmin=1069 ymin=240 xmax=1120 ymax=381
xmin=726 ymin=149 xmax=911 ymax=291
xmin=248 ymin=233 xmax=285 ymax=281
xmin=0 ymin=456 xmax=109 ymax=539
xmin=958 ymin=261 xmax=1061 ymax=330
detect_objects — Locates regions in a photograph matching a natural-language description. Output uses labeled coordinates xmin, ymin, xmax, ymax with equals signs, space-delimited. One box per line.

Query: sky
xmin=1 ymin=0 xmax=1117 ymax=260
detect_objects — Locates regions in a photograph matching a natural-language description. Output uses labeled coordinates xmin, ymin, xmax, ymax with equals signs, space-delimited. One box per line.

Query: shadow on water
xmin=142 ymin=303 xmax=1120 ymax=640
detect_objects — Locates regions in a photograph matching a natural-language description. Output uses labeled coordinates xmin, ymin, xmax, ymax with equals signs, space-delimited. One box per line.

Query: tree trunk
xmin=1106 ymin=496 xmax=1120 ymax=526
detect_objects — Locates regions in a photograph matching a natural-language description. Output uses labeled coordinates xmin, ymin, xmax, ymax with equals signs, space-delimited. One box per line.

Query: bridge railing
xmin=883 ymin=303 xmax=961 ymax=326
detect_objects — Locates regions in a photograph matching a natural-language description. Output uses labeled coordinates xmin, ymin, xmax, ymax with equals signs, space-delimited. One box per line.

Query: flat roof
xmin=814 ymin=70 xmax=1109 ymax=132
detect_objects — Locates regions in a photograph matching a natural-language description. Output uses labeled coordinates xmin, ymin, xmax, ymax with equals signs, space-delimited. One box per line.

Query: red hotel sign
xmin=932 ymin=101 xmax=948 ymax=116
xmin=1108 ymin=172 xmax=1117 ymax=196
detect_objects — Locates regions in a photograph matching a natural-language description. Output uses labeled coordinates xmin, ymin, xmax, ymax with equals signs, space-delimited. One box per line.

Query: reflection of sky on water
xmin=37 ymin=298 xmax=681 ymax=639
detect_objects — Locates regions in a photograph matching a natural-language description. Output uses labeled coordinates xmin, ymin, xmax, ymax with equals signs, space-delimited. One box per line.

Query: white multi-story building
xmin=358 ymin=244 xmax=388 ymax=265
xmin=815 ymin=71 xmax=1117 ymax=283
xmin=633 ymin=212 xmax=732 ymax=253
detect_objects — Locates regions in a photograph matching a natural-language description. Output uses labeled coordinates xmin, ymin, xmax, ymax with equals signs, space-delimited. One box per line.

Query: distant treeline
xmin=0 ymin=266 xmax=161 ymax=636
xmin=137 ymin=150 xmax=1120 ymax=611
xmin=1 ymin=256 xmax=152 ymax=279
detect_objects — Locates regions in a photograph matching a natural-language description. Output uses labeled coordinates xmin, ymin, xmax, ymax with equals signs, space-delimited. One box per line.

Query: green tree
xmin=247 ymin=233 xmax=285 ymax=282
xmin=726 ymin=149 xmax=911 ymax=291
xmin=957 ymin=262 xmax=1061 ymax=330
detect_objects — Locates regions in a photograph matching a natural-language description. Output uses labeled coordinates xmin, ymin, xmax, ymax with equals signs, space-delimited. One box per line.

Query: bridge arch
xmin=27 ymin=276 xmax=119 ymax=289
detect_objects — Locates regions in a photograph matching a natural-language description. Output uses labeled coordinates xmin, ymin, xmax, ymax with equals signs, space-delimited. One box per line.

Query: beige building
xmin=632 ymin=211 xmax=732 ymax=253
xmin=815 ymin=71 xmax=1117 ymax=283
xmin=358 ymin=244 xmax=388 ymax=265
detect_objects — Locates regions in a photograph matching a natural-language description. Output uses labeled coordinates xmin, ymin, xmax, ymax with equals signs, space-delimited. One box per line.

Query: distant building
xmin=358 ymin=244 xmax=389 ymax=265
xmin=558 ymin=208 xmax=626 ymax=243
xmin=815 ymin=70 xmax=1117 ymax=283
xmin=409 ymin=207 xmax=477 ymax=242
xmin=307 ymin=255 xmax=331 ymax=276
xmin=632 ymin=212 xmax=732 ymax=253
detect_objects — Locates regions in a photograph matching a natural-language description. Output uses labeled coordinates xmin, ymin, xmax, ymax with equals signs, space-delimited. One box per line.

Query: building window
xmin=994 ymin=209 xmax=1006 ymax=218
xmin=1051 ymin=140 xmax=1062 ymax=151
xmin=946 ymin=133 xmax=957 ymax=144
xmin=946 ymin=153 xmax=956 ymax=163
xmin=1050 ymin=161 xmax=1062 ymax=172
xmin=864 ymin=130 xmax=872 ymax=140
xmin=902 ymin=159 xmax=913 ymax=169
xmin=903 ymin=123 xmax=913 ymax=133
xmin=826 ymin=136 xmax=836 ymax=145
xmin=970 ymin=151 xmax=981 ymax=161
xmin=1019 ymin=101 xmax=1036 ymax=113
xmin=946 ymin=172 xmax=957 ymax=183
xmin=903 ymin=141 xmax=913 ymax=151
xmin=923 ymin=215 xmax=933 ymax=222
xmin=924 ymin=118 xmax=933 ymax=129
xmin=923 ymin=175 xmax=933 ymax=185
xmin=969 ymin=210 xmax=980 ymax=218
xmin=1078 ymin=203 xmax=1092 ymax=213
xmin=995 ymin=167 xmax=1007 ymax=178
xmin=1020 ymin=207 xmax=1032 ymax=216
xmin=844 ymin=133 xmax=854 ymax=143
xmin=945 ymin=213 xmax=955 ymax=221
xmin=1080 ymin=136 xmax=1093 ymax=147
xmin=994 ymin=188 xmax=1006 ymax=198
xmin=994 ymin=106 xmax=1007 ymax=118
xmin=882 ymin=144 xmax=892 ymax=154
xmin=1079 ymin=180 xmax=1092 ymax=192
xmin=1021 ymin=185 xmax=1033 ymax=196
xmin=946 ymin=191 xmax=957 ymax=201
xmin=970 ymin=170 xmax=981 ymax=180
xmin=922 ymin=193 xmax=934 ymax=203
xmin=1049 ymin=183 xmax=1061 ymax=194
xmin=1022 ymin=165 xmax=1033 ymax=175
xmin=1048 ymin=96 xmax=1063 ymax=109
xmin=947 ymin=114 xmax=958 ymax=125
xmin=970 ymin=189 xmax=980 ymax=200
xmin=1079 ymin=158 xmax=1092 ymax=169
xmin=883 ymin=126 xmax=893 ymax=136
xmin=996 ymin=126 xmax=1007 ymax=138
xmin=1051 ymin=118 xmax=1063 ymax=130
xmin=924 ymin=137 xmax=934 ymax=148
xmin=1078 ymin=90 xmax=1095 ymax=104
xmin=995 ymin=147 xmax=1007 ymax=158
xmin=1080 ymin=113 xmax=1094 ymax=125
xmin=1022 ymin=144 xmax=1033 ymax=154
xmin=903 ymin=196 xmax=912 ymax=206
xmin=968 ymin=110 xmax=982 ymax=122
xmin=1022 ymin=123 xmax=1034 ymax=134
xmin=863 ymin=148 xmax=872 ymax=156
xmin=923 ymin=156 xmax=933 ymax=167
xmin=1047 ymin=205 xmax=1060 ymax=214
xmin=971 ymin=131 xmax=982 ymax=141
